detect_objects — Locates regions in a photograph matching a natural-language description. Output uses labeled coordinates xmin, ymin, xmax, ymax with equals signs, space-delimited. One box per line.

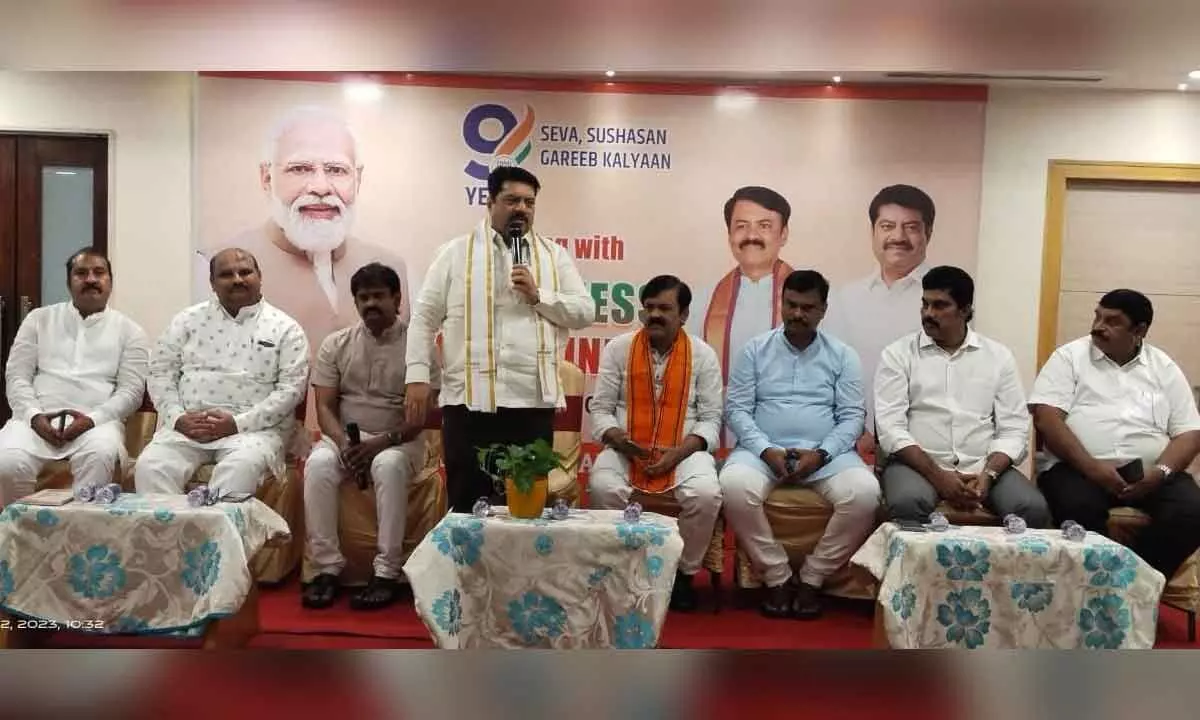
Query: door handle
xmin=0 ymin=295 xmax=5 ymax=339
xmin=19 ymin=296 xmax=32 ymax=322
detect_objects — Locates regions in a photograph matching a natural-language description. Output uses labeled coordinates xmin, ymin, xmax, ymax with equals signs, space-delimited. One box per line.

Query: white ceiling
xmin=3 ymin=0 xmax=1200 ymax=91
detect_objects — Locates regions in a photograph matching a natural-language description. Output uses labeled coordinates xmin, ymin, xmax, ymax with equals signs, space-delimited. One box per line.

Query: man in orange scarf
xmin=590 ymin=275 xmax=724 ymax=611
xmin=688 ymin=186 xmax=794 ymax=448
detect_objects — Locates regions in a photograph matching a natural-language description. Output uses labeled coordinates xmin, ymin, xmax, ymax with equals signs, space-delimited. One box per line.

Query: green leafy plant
xmin=476 ymin=438 xmax=566 ymax=494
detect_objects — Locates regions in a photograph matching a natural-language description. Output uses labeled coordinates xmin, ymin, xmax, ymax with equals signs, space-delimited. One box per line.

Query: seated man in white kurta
xmin=589 ymin=275 xmax=723 ymax=612
xmin=134 ymin=248 xmax=309 ymax=496
xmin=0 ymin=248 xmax=149 ymax=505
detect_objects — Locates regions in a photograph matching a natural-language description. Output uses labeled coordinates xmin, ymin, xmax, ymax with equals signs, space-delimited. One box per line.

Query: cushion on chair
xmin=302 ymin=429 xmax=447 ymax=585
xmin=546 ymin=360 xmax=585 ymax=508
xmin=1107 ymin=505 xmax=1199 ymax=612
xmin=734 ymin=484 xmax=877 ymax=599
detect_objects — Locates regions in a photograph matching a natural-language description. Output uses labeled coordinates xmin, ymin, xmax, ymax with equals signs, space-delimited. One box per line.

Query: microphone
xmin=345 ymin=422 xmax=366 ymax=489
xmin=507 ymin=220 xmax=526 ymax=266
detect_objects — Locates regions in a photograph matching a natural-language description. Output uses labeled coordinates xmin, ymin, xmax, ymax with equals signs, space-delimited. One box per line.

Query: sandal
xmin=760 ymin=577 xmax=797 ymax=619
xmin=350 ymin=575 xmax=403 ymax=611
xmin=301 ymin=573 xmax=341 ymax=609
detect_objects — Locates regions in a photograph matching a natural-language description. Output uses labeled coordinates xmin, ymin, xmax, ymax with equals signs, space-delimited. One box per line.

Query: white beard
xmin=270 ymin=193 xmax=355 ymax=255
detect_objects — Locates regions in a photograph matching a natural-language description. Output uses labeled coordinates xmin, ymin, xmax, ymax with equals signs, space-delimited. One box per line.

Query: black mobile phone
xmin=220 ymin=492 xmax=253 ymax=503
xmin=895 ymin=520 xmax=928 ymax=533
xmin=1117 ymin=460 xmax=1144 ymax=484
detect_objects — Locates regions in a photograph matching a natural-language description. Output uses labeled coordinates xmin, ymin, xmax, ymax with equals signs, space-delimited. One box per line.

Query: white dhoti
xmin=303 ymin=433 xmax=425 ymax=581
xmin=0 ymin=419 xmax=127 ymax=505
xmin=133 ymin=430 xmax=285 ymax=495
xmin=719 ymin=454 xmax=879 ymax=588
xmin=588 ymin=448 xmax=722 ymax=575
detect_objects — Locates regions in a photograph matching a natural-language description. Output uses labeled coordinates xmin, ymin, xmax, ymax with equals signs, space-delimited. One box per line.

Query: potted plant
xmin=476 ymin=439 xmax=566 ymax=519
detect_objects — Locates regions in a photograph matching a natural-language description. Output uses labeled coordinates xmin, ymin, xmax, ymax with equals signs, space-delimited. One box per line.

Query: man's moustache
xmin=886 ymin=242 xmax=913 ymax=250
xmin=739 ymin=240 xmax=766 ymax=249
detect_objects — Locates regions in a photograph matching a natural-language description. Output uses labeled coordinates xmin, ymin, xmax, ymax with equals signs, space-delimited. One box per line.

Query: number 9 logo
xmin=463 ymin=104 xmax=518 ymax=182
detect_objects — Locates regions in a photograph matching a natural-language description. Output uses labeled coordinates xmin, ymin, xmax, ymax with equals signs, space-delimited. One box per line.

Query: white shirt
xmin=406 ymin=229 xmax=594 ymax=409
xmin=589 ymin=330 xmax=724 ymax=451
xmin=688 ymin=273 xmax=777 ymax=373
xmin=824 ymin=263 xmax=930 ymax=428
xmin=148 ymin=299 xmax=310 ymax=442
xmin=1029 ymin=336 xmax=1200 ymax=472
xmin=4 ymin=302 xmax=149 ymax=426
xmin=875 ymin=329 xmax=1029 ymax=474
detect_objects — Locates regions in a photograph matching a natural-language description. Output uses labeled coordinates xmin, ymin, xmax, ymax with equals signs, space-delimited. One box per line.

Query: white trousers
xmin=133 ymin=433 xmax=277 ymax=495
xmin=720 ymin=460 xmax=879 ymax=588
xmin=303 ymin=434 xmax=425 ymax=581
xmin=0 ymin=423 xmax=125 ymax=506
xmin=589 ymin=448 xmax=722 ymax=575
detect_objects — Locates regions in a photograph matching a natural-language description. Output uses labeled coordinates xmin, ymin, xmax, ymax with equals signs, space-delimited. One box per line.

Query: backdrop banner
xmin=195 ymin=75 xmax=986 ymax=479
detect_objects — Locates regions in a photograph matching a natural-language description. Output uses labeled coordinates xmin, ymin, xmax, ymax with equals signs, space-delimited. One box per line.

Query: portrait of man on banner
xmin=198 ymin=106 xmax=411 ymax=356
xmin=688 ymin=186 xmax=795 ymax=388
xmin=824 ymin=183 xmax=937 ymax=451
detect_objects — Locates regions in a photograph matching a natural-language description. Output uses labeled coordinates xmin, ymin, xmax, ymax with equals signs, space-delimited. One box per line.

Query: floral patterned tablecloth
xmin=404 ymin=509 xmax=684 ymax=649
xmin=0 ymin=494 xmax=290 ymax=634
xmin=851 ymin=523 xmax=1166 ymax=649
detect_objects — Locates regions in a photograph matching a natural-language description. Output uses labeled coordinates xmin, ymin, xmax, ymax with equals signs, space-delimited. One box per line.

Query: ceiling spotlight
xmin=605 ymin=70 xmax=616 ymax=78
xmin=832 ymin=75 xmax=843 ymax=83
xmin=1179 ymin=83 xmax=1190 ymax=91
xmin=1189 ymin=70 xmax=1200 ymax=79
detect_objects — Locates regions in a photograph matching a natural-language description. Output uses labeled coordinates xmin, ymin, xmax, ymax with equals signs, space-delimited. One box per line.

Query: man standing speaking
xmin=405 ymin=166 xmax=594 ymax=512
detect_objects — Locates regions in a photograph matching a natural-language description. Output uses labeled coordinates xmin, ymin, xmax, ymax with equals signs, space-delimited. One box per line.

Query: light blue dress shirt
xmin=724 ymin=327 xmax=867 ymax=482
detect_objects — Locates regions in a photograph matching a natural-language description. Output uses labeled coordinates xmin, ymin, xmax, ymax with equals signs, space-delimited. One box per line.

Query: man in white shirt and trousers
xmin=405 ymin=166 xmax=595 ymax=512
xmin=135 ymin=248 xmax=309 ymax=496
xmin=1030 ymin=289 xmax=1200 ymax=579
xmin=589 ymin=275 xmax=724 ymax=611
xmin=824 ymin=184 xmax=936 ymax=457
xmin=875 ymin=265 xmax=1051 ymax=526
xmin=0 ymin=247 xmax=149 ymax=504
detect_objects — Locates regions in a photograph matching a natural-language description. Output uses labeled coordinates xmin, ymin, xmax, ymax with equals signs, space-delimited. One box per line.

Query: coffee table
xmin=0 ymin=493 xmax=290 ymax=648
xmin=851 ymin=522 xmax=1165 ymax=649
xmin=404 ymin=508 xmax=683 ymax=648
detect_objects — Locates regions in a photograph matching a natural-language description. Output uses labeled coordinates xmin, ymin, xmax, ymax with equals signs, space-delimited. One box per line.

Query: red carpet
xmin=40 ymin=568 xmax=1197 ymax=648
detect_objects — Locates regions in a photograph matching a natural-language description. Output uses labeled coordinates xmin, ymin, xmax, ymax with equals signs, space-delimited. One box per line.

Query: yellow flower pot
xmin=506 ymin=476 xmax=549 ymax=519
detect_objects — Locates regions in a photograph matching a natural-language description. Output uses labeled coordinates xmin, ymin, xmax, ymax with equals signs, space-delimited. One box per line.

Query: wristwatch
xmin=816 ymin=449 xmax=831 ymax=466
xmin=983 ymin=468 xmax=1000 ymax=482
xmin=1156 ymin=463 xmax=1174 ymax=478
xmin=386 ymin=431 xmax=400 ymax=446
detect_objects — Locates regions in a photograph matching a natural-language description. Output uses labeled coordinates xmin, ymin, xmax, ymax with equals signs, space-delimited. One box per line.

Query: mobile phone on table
xmin=895 ymin=520 xmax=928 ymax=533
xmin=220 ymin=492 xmax=253 ymax=503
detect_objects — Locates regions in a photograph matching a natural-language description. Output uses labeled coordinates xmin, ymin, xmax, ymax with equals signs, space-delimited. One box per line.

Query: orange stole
xmin=702 ymin=259 xmax=793 ymax=384
xmin=627 ymin=330 xmax=692 ymax=494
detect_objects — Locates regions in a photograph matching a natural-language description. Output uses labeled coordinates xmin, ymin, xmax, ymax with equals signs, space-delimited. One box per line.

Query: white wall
xmin=975 ymin=87 xmax=1200 ymax=386
xmin=0 ymin=71 xmax=193 ymax=338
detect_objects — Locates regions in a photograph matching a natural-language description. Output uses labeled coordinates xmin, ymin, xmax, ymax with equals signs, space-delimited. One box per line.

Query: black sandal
xmin=301 ymin=573 xmax=341 ymax=609
xmin=761 ymin=578 xmax=797 ymax=619
xmin=350 ymin=576 xmax=403 ymax=611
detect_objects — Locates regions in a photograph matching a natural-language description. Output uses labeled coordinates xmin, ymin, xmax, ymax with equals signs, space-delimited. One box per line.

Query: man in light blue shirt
xmin=720 ymin=270 xmax=880 ymax=620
